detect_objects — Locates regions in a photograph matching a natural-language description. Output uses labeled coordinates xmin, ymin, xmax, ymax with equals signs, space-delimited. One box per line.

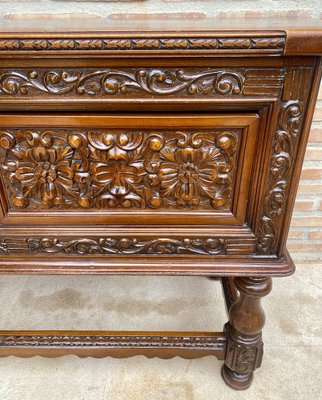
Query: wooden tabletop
xmin=0 ymin=15 xmax=322 ymax=55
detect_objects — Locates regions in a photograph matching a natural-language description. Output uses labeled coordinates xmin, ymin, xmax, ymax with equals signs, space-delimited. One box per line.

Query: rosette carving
xmin=0 ymin=128 xmax=239 ymax=210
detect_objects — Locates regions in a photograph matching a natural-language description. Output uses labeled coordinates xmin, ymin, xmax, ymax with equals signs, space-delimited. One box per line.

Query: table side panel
xmin=0 ymin=51 xmax=319 ymax=272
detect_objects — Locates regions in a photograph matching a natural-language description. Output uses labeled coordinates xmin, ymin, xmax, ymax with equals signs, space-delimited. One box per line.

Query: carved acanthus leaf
xmin=0 ymin=237 xmax=227 ymax=256
xmin=0 ymin=235 xmax=259 ymax=256
xmin=0 ymin=67 xmax=286 ymax=99
xmin=0 ymin=69 xmax=245 ymax=97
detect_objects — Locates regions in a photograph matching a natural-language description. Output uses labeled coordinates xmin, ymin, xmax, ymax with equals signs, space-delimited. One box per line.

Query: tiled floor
xmin=0 ymin=258 xmax=321 ymax=399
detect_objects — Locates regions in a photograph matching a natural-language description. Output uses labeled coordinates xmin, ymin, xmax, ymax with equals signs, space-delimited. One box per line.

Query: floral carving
xmin=88 ymin=131 xmax=148 ymax=208
xmin=9 ymin=146 xmax=75 ymax=208
xmin=158 ymin=132 xmax=236 ymax=208
xmin=0 ymin=131 xmax=80 ymax=208
xmin=0 ymin=69 xmax=245 ymax=97
xmin=0 ymin=129 xmax=239 ymax=210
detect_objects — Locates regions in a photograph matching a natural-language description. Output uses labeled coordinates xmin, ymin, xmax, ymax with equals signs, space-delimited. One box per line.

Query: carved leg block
xmin=222 ymin=276 xmax=272 ymax=390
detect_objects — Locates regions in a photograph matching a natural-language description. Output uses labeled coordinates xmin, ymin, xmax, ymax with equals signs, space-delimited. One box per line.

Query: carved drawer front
xmin=0 ymin=114 xmax=258 ymax=225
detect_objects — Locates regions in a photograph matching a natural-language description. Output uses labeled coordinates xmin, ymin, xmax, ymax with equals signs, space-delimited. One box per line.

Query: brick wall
xmin=0 ymin=1 xmax=321 ymax=260
xmin=289 ymin=87 xmax=322 ymax=261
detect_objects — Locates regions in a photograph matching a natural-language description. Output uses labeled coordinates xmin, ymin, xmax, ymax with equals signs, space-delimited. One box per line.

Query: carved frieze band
xmin=0 ymin=128 xmax=239 ymax=210
xmin=0 ymin=333 xmax=226 ymax=351
xmin=256 ymin=67 xmax=313 ymax=254
xmin=0 ymin=36 xmax=285 ymax=54
xmin=0 ymin=68 xmax=284 ymax=98
xmin=0 ymin=236 xmax=257 ymax=256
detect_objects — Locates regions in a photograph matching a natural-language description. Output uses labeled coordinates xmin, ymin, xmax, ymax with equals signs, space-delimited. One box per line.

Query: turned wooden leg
xmin=221 ymin=276 xmax=272 ymax=390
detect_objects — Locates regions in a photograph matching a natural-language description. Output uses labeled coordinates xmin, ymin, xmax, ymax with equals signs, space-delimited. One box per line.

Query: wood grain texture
xmin=0 ymin=330 xmax=226 ymax=359
xmin=0 ymin=36 xmax=286 ymax=56
xmin=0 ymin=68 xmax=284 ymax=97
xmin=0 ymin=236 xmax=228 ymax=256
xmin=0 ymin=22 xmax=320 ymax=390
xmin=222 ymin=277 xmax=272 ymax=390
xmin=0 ymin=128 xmax=239 ymax=211
xmin=0 ymin=17 xmax=321 ymax=56
xmin=0 ymin=249 xmax=295 ymax=276
xmin=0 ymin=114 xmax=258 ymax=228
xmin=221 ymin=277 xmax=238 ymax=314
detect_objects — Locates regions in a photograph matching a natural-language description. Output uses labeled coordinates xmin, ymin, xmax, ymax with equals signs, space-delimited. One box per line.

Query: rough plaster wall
xmin=0 ymin=0 xmax=321 ymax=19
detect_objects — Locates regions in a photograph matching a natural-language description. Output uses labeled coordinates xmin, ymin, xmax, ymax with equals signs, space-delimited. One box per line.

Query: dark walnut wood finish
xmin=0 ymin=17 xmax=321 ymax=390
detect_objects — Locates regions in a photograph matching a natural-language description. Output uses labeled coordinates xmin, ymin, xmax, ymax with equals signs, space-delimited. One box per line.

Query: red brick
xmin=259 ymin=10 xmax=312 ymax=19
xmin=287 ymin=229 xmax=306 ymax=240
xmin=300 ymin=168 xmax=322 ymax=180
xmin=109 ymin=12 xmax=206 ymax=20
xmin=294 ymin=200 xmax=316 ymax=211
xmin=285 ymin=10 xmax=312 ymax=19
xmin=291 ymin=253 xmax=322 ymax=262
xmin=303 ymin=147 xmax=322 ymax=161
xmin=313 ymin=105 xmax=322 ymax=121
xmin=1 ymin=0 xmax=39 ymax=2
xmin=245 ymin=12 xmax=263 ymax=19
xmin=291 ymin=216 xmax=322 ymax=227
xmin=53 ymin=0 xmax=134 ymax=1
xmin=309 ymin=231 xmax=322 ymax=240
xmin=6 ymin=13 xmax=101 ymax=20
xmin=287 ymin=243 xmax=322 ymax=252
xmin=318 ymin=84 xmax=322 ymax=100
xmin=162 ymin=0 xmax=212 ymax=2
xmin=298 ymin=184 xmax=322 ymax=195
xmin=214 ymin=12 xmax=232 ymax=19
xmin=309 ymin=129 xmax=322 ymax=142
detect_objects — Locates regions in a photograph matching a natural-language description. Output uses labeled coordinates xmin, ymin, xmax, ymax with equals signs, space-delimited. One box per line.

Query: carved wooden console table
xmin=0 ymin=16 xmax=321 ymax=390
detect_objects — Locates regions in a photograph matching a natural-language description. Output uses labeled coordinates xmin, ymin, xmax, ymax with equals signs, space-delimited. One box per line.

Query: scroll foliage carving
xmin=26 ymin=237 xmax=227 ymax=255
xmin=0 ymin=236 xmax=259 ymax=256
xmin=0 ymin=69 xmax=245 ymax=97
xmin=0 ymin=129 xmax=239 ymax=210
xmin=257 ymin=100 xmax=303 ymax=254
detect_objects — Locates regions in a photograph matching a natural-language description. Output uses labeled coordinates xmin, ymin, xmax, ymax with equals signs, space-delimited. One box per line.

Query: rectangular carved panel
xmin=0 ymin=219 xmax=258 ymax=257
xmin=0 ymin=129 xmax=240 ymax=211
xmin=0 ymin=114 xmax=258 ymax=226
xmin=0 ymin=68 xmax=284 ymax=99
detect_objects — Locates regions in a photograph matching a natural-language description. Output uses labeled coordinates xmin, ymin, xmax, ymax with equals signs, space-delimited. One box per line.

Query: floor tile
xmin=0 ymin=262 xmax=320 ymax=399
